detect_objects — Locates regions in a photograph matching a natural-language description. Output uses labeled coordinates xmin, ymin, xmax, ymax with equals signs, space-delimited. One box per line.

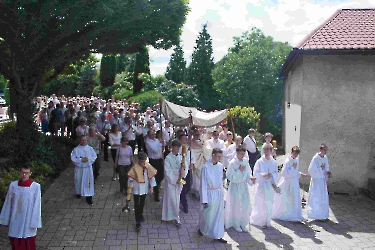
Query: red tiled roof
xmin=296 ymin=9 xmax=375 ymax=50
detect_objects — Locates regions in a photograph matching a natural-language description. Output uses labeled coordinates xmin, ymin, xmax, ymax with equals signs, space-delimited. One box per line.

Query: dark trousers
xmin=180 ymin=171 xmax=191 ymax=208
xmin=93 ymin=155 xmax=101 ymax=179
xmin=128 ymin=140 xmax=136 ymax=154
xmin=136 ymin=135 xmax=144 ymax=153
xmin=118 ymin=164 xmax=131 ymax=192
xmin=248 ymin=151 xmax=259 ymax=175
xmin=149 ymin=158 xmax=164 ymax=199
xmin=134 ymin=194 xmax=146 ymax=223
xmin=110 ymin=149 xmax=117 ymax=163
xmin=101 ymin=133 xmax=109 ymax=161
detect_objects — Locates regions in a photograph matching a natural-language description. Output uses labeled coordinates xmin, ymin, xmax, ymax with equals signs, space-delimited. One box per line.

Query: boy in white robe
xmin=225 ymin=145 xmax=256 ymax=232
xmin=162 ymin=140 xmax=188 ymax=226
xmin=198 ymin=148 xmax=227 ymax=243
xmin=0 ymin=164 xmax=42 ymax=250
xmin=250 ymin=144 xmax=279 ymax=228
xmin=127 ymin=152 xmax=157 ymax=231
xmin=307 ymin=144 xmax=332 ymax=221
xmin=71 ymin=135 xmax=97 ymax=205
xmin=272 ymin=146 xmax=308 ymax=222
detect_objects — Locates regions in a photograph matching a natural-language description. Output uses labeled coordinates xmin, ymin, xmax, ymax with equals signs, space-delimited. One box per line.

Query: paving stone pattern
xmin=1 ymin=154 xmax=375 ymax=250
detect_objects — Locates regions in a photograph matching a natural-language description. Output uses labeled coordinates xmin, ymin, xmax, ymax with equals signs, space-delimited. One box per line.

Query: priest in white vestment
xmin=198 ymin=148 xmax=227 ymax=243
xmin=71 ymin=135 xmax=97 ymax=205
xmin=0 ymin=164 xmax=42 ymax=250
xmin=250 ymin=144 xmax=279 ymax=228
xmin=191 ymin=127 xmax=212 ymax=197
xmin=307 ymin=144 xmax=331 ymax=221
xmin=162 ymin=140 xmax=188 ymax=226
xmin=272 ymin=146 xmax=307 ymax=222
xmin=225 ymin=145 xmax=256 ymax=232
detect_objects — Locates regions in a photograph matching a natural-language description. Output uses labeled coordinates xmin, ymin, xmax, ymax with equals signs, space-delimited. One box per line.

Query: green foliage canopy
xmin=213 ymin=28 xmax=292 ymax=135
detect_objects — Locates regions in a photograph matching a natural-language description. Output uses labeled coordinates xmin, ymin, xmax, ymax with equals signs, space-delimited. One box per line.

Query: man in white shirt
xmin=0 ymin=164 xmax=42 ymax=250
xmin=110 ymin=111 xmax=120 ymax=125
xmin=207 ymin=130 xmax=225 ymax=150
xmin=243 ymin=128 xmax=259 ymax=174
xmin=145 ymin=129 xmax=164 ymax=202
xmin=121 ymin=118 xmax=136 ymax=153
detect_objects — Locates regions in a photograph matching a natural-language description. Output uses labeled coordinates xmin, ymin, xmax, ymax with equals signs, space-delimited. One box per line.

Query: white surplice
xmin=191 ymin=144 xmax=212 ymax=196
xmin=199 ymin=160 xmax=224 ymax=239
xmin=272 ymin=156 xmax=304 ymax=221
xmin=225 ymin=157 xmax=253 ymax=229
xmin=250 ymin=156 xmax=278 ymax=227
xmin=0 ymin=181 xmax=42 ymax=238
xmin=307 ymin=153 xmax=330 ymax=220
xmin=128 ymin=169 xmax=157 ymax=195
xmin=71 ymin=145 xmax=97 ymax=196
xmin=162 ymin=153 xmax=187 ymax=221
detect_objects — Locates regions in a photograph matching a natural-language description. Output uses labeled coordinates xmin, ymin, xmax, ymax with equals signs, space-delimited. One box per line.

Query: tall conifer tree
xmin=185 ymin=24 xmax=215 ymax=108
xmin=165 ymin=45 xmax=186 ymax=84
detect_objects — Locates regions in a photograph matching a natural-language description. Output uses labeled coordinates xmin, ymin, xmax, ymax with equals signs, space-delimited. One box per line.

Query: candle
xmin=272 ymin=140 xmax=277 ymax=149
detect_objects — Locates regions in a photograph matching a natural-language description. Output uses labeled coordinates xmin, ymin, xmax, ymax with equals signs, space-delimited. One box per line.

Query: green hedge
xmin=129 ymin=90 xmax=160 ymax=112
xmin=227 ymin=106 xmax=261 ymax=139
xmin=0 ymin=121 xmax=77 ymax=209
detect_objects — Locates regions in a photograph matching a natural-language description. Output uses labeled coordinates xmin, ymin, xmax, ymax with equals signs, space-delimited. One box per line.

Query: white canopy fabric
xmin=161 ymin=99 xmax=227 ymax=127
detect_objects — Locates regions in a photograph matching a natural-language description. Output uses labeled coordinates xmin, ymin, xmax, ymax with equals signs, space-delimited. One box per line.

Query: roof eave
xmin=279 ymin=48 xmax=375 ymax=79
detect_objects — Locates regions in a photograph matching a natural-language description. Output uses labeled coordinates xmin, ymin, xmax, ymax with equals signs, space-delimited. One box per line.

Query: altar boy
xmin=0 ymin=164 xmax=42 ymax=250
xmin=250 ymin=144 xmax=279 ymax=228
xmin=162 ymin=140 xmax=188 ymax=226
xmin=127 ymin=152 xmax=157 ymax=231
xmin=225 ymin=145 xmax=256 ymax=232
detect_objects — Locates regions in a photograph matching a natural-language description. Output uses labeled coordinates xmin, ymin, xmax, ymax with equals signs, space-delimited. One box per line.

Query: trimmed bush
xmin=227 ymin=106 xmax=261 ymax=139
xmin=129 ymin=90 xmax=160 ymax=112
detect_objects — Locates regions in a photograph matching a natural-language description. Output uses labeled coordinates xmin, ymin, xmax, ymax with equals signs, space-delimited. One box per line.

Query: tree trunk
xmin=9 ymin=78 xmax=40 ymax=166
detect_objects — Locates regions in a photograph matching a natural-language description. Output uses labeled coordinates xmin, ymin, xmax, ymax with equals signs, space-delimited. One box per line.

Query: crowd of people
xmin=0 ymin=94 xmax=332 ymax=249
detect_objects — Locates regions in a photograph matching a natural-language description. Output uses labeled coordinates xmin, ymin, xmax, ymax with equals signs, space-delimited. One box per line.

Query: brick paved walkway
xmin=1 ymin=154 xmax=375 ymax=250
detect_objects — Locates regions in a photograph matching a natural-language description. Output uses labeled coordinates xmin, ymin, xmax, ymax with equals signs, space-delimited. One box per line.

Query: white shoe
xmin=240 ymin=226 xmax=248 ymax=232
xmin=112 ymin=177 xmax=117 ymax=181
xmin=234 ymin=227 xmax=242 ymax=232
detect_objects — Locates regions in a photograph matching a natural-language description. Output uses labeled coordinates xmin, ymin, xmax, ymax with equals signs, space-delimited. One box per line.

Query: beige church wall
xmin=283 ymin=58 xmax=304 ymax=153
xmin=297 ymin=54 xmax=375 ymax=190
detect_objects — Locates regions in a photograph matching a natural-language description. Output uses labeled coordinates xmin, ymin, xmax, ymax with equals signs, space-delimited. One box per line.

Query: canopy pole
xmin=188 ymin=110 xmax=193 ymax=196
xmin=227 ymin=105 xmax=236 ymax=138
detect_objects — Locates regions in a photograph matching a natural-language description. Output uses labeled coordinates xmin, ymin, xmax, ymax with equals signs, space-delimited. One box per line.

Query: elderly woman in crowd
xmin=114 ymin=137 xmax=134 ymax=194
xmin=87 ymin=126 xmax=106 ymax=180
xmin=75 ymin=117 xmax=89 ymax=137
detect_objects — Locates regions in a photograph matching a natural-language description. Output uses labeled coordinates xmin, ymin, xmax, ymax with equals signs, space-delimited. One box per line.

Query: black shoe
xmin=183 ymin=205 xmax=188 ymax=214
xmin=140 ymin=216 xmax=145 ymax=222
xmin=76 ymin=194 xmax=81 ymax=199
xmin=198 ymin=229 xmax=203 ymax=236
xmin=104 ymin=159 xmax=109 ymax=162
xmin=154 ymin=197 xmax=160 ymax=202
xmin=217 ymin=238 xmax=227 ymax=243
xmin=136 ymin=223 xmax=142 ymax=231
xmin=86 ymin=197 xmax=93 ymax=205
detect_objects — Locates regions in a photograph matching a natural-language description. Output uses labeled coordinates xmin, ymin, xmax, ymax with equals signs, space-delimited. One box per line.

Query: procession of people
xmin=0 ymin=94 xmax=333 ymax=249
